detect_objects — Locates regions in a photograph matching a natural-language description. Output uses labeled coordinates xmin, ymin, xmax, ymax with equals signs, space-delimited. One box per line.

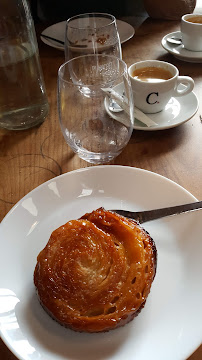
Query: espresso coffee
xmin=132 ymin=67 xmax=173 ymax=83
xmin=186 ymin=16 xmax=202 ymax=24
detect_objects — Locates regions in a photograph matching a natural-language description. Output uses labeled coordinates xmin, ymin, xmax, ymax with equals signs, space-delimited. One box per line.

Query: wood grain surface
xmin=0 ymin=6 xmax=202 ymax=360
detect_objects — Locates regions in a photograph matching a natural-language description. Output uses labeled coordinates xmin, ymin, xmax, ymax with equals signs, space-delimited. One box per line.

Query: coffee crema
xmin=186 ymin=16 xmax=202 ymax=24
xmin=132 ymin=66 xmax=173 ymax=83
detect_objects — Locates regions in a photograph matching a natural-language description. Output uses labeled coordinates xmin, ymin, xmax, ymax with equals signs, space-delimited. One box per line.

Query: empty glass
xmin=58 ymin=54 xmax=134 ymax=164
xmin=65 ymin=13 xmax=122 ymax=61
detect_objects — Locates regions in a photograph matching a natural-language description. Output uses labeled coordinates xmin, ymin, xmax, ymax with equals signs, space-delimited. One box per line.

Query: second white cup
xmin=181 ymin=14 xmax=202 ymax=52
xmin=128 ymin=60 xmax=194 ymax=114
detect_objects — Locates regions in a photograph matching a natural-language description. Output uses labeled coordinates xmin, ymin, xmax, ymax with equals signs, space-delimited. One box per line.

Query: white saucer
xmin=162 ymin=31 xmax=202 ymax=63
xmin=105 ymin=83 xmax=198 ymax=131
xmin=41 ymin=20 xmax=135 ymax=50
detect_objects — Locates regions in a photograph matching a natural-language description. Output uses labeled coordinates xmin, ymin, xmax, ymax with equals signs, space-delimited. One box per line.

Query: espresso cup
xmin=128 ymin=60 xmax=194 ymax=114
xmin=181 ymin=14 xmax=202 ymax=51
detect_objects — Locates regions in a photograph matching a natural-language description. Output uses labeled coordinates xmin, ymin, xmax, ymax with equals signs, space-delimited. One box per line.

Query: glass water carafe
xmin=0 ymin=0 xmax=49 ymax=130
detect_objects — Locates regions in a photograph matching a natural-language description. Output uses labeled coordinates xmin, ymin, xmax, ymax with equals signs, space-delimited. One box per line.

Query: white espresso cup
xmin=128 ymin=60 xmax=194 ymax=114
xmin=181 ymin=14 xmax=202 ymax=52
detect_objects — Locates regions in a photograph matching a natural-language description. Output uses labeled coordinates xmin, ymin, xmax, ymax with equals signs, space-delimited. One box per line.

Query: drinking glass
xmin=58 ymin=54 xmax=134 ymax=164
xmin=65 ymin=13 xmax=122 ymax=61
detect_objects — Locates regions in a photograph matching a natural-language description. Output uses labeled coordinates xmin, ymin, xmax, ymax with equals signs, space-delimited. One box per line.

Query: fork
xmin=111 ymin=200 xmax=202 ymax=223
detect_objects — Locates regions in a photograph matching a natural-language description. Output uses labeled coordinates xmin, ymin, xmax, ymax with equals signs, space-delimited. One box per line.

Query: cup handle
xmin=173 ymin=76 xmax=194 ymax=97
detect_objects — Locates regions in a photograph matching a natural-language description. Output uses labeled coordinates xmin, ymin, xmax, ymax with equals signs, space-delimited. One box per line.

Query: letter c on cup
xmin=146 ymin=92 xmax=159 ymax=105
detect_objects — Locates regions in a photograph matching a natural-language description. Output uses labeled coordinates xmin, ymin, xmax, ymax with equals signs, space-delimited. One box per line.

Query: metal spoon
xmin=109 ymin=98 xmax=123 ymax=112
xmin=166 ymin=36 xmax=182 ymax=45
xmin=111 ymin=200 xmax=202 ymax=223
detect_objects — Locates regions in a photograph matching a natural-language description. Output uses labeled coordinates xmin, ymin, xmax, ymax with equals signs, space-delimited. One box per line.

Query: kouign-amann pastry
xmin=34 ymin=208 xmax=157 ymax=332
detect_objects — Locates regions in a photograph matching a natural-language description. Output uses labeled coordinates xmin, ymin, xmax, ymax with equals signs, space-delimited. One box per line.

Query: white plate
xmin=1 ymin=166 xmax=202 ymax=360
xmin=105 ymin=83 xmax=198 ymax=131
xmin=162 ymin=31 xmax=202 ymax=63
xmin=40 ymin=20 xmax=135 ymax=50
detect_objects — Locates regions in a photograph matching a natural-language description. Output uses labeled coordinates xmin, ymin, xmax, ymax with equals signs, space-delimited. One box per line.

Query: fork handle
xmin=113 ymin=200 xmax=202 ymax=223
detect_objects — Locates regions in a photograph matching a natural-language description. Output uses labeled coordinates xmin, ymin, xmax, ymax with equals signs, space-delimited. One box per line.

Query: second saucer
xmin=161 ymin=31 xmax=202 ymax=63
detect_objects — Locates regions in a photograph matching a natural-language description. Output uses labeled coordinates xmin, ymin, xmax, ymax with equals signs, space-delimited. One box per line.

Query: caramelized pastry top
xmin=34 ymin=208 xmax=157 ymax=332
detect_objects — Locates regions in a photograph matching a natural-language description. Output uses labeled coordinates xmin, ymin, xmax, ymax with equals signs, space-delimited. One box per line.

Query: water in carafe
xmin=0 ymin=0 xmax=49 ymax=130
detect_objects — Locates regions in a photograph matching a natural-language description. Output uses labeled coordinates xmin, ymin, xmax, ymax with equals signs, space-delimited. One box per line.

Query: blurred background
xmin=29 ymin=0 xmax=147 ymax=23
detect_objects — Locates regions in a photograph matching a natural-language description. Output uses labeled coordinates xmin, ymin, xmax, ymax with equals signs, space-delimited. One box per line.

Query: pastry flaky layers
xmin=34 ymin=208 xmax=157 ymax=333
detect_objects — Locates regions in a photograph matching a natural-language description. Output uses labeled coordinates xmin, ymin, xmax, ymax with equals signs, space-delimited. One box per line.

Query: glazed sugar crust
xmin=34 ymin=208 xmax=157 ymax=332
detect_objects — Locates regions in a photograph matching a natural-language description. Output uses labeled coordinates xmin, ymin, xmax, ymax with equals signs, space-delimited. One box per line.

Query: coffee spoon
xmin=166 ymin=36 xmax=182 ymax=45
xmin=103 ymin=87 xmax=157 ymax=127
xmin=111 ymin=200 xmax=202 ymax=223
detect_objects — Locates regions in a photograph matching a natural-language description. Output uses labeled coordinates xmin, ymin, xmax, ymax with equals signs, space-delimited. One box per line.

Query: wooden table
xmin=1 ymin=8 xmax=202 ymax=360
